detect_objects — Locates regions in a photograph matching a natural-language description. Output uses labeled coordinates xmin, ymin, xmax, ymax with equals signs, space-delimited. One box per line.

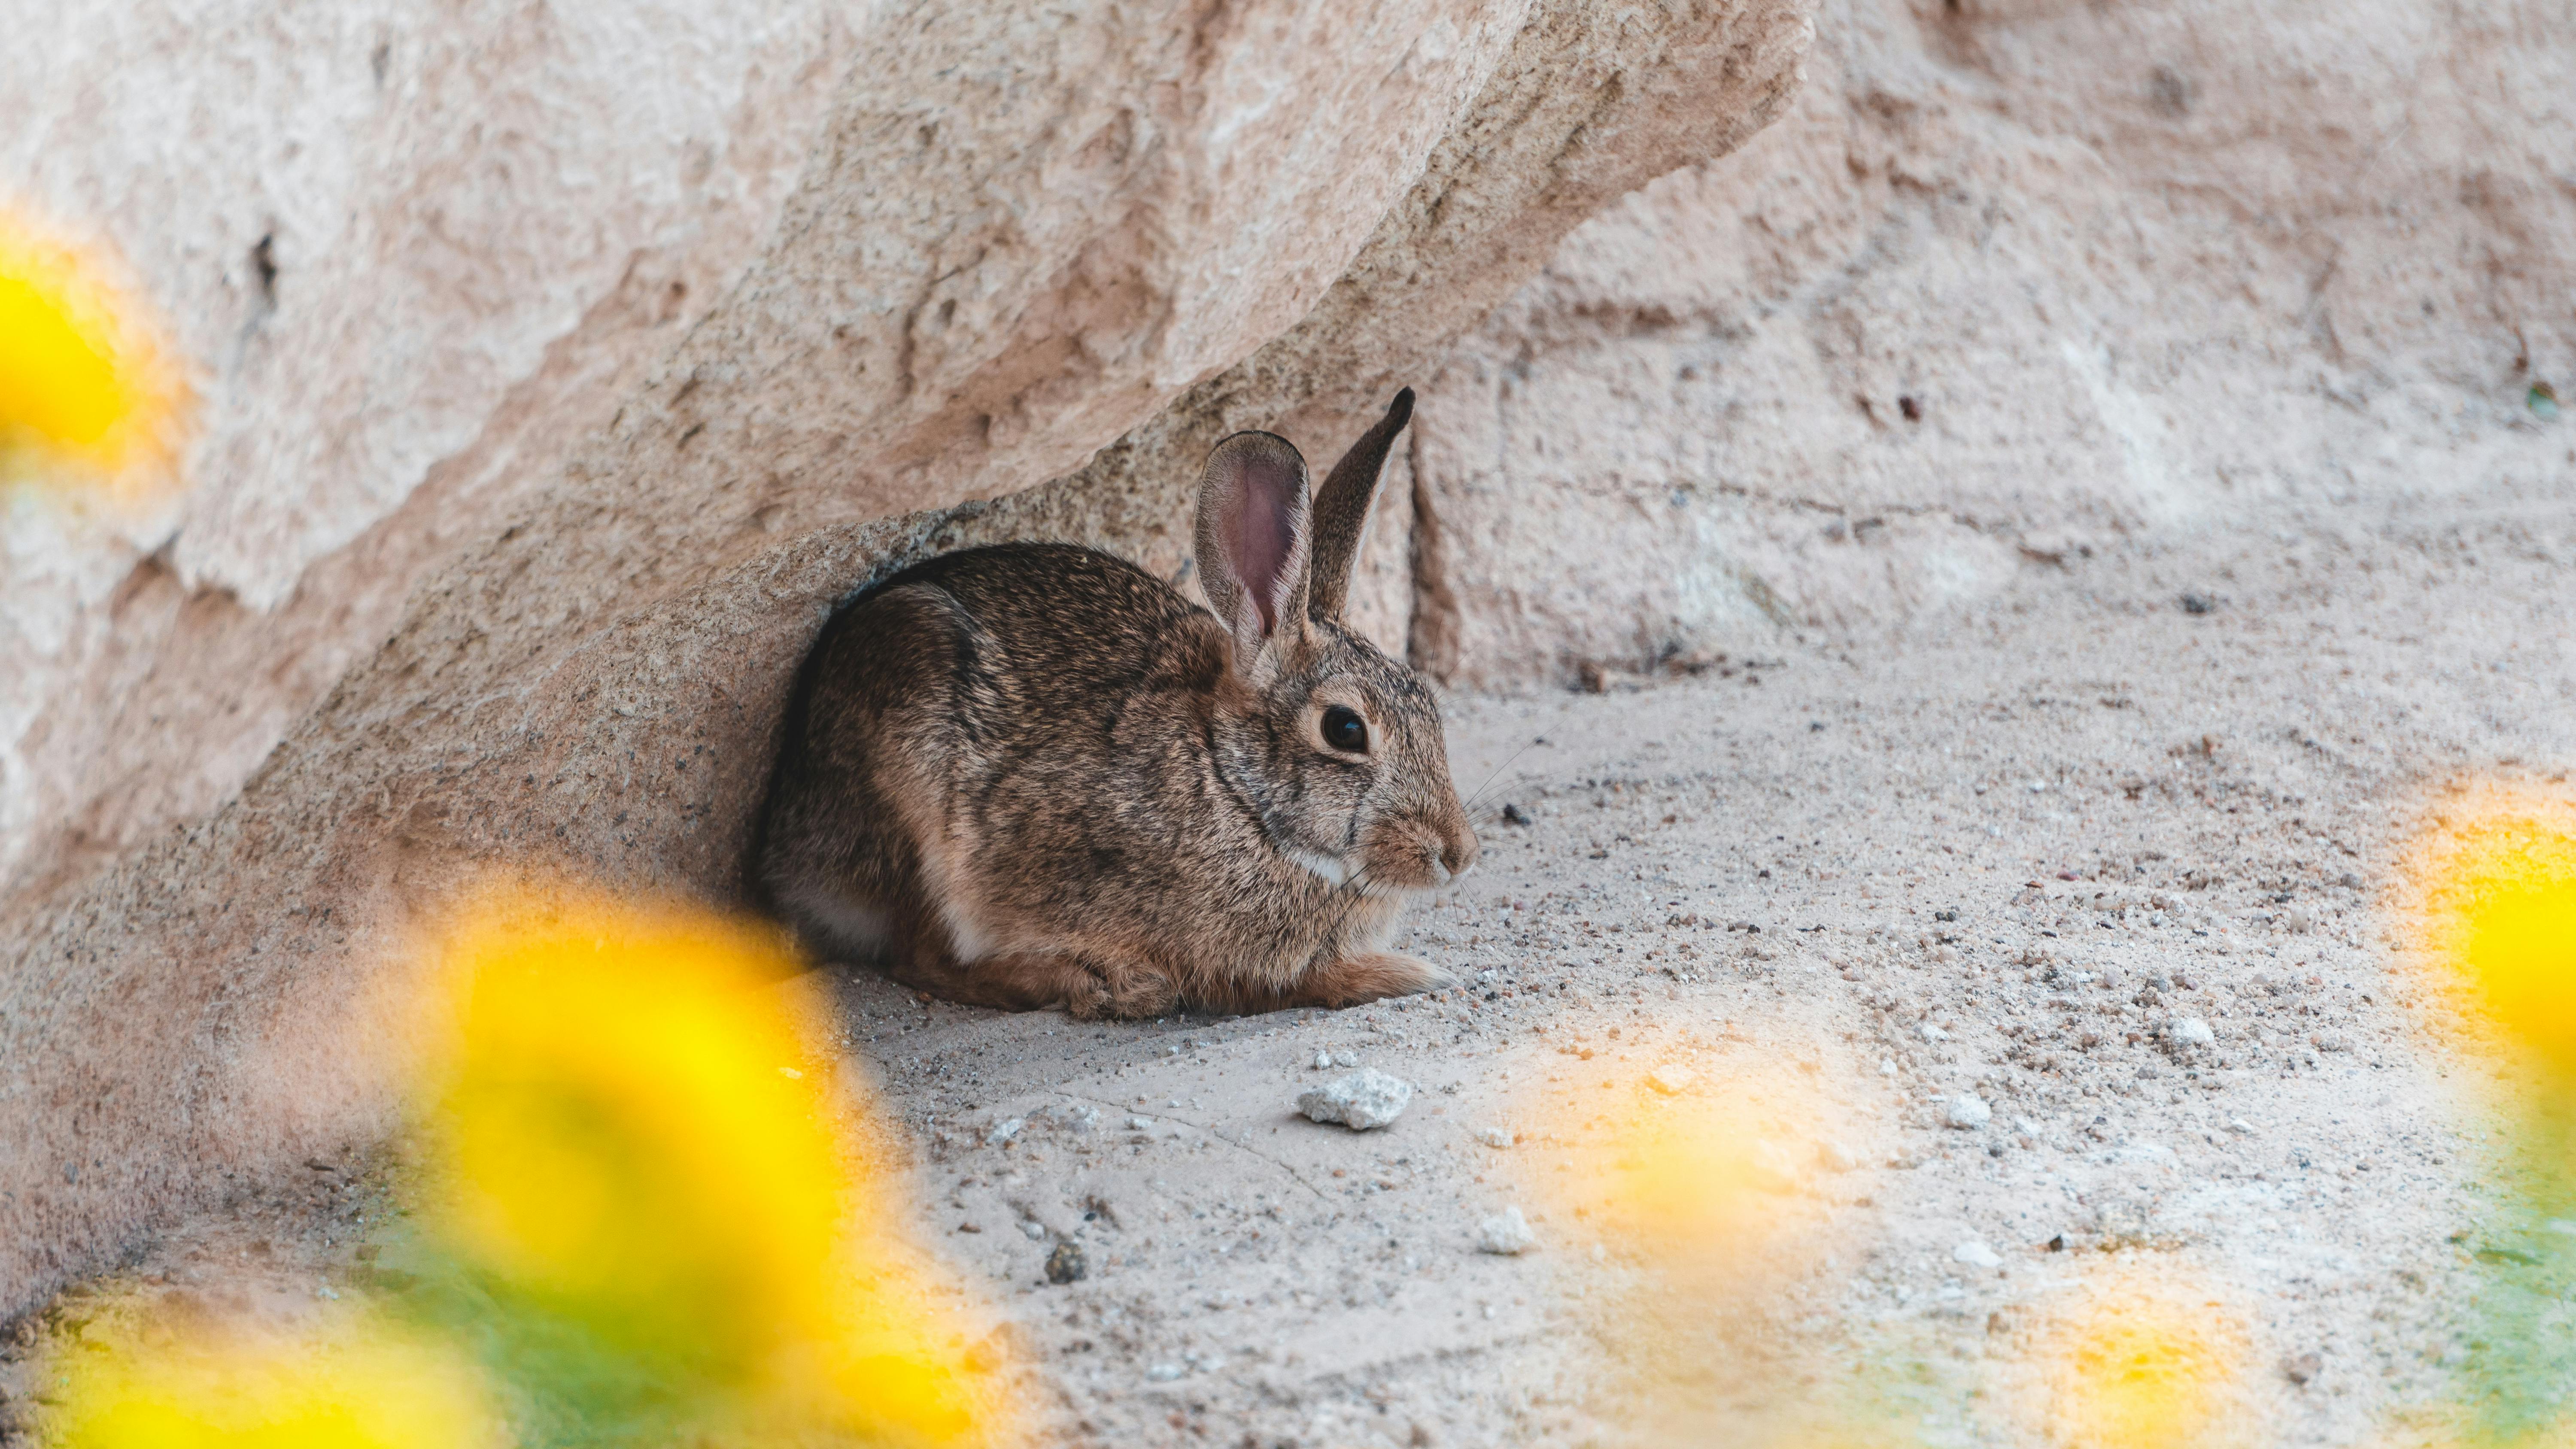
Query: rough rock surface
xmin=0 ymin=0 xmax=1810 ymax=1315
xmin=1403 ymin=0 xmax=2576 ymax=687
xmin=0 ymin=0 xmax=868 ymax=900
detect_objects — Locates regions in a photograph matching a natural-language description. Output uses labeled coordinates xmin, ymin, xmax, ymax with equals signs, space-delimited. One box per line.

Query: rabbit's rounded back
xmin=753 ymin=389 xmax=1473 ymax=1017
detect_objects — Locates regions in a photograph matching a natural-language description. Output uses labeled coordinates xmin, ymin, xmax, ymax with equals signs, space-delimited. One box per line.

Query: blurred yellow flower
xmin=1560 ymin=1075 xmax=1814 ymax=1261
xmin=1535 ymin=1068 xmax=1870 ymax=1444
xmin=2047 ymin=1291 xmax=2240 ymax=1449
xmin=424 ymin=882 xmax=1009 ymax=1446
xmin=50 ymin=1313 xmax=498 ymax=1449
xmin=2409 ymin=788 xmax=2576 ymax=1079
xmin=0 ymin=205 xmax=188 ymax=493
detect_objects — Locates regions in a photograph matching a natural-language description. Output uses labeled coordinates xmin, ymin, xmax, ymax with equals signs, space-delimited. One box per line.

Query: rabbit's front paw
xmin=1300 ymin=952 xmax=1448 ymax=1008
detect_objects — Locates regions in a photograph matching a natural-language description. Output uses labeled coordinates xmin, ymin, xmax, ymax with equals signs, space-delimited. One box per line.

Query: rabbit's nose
xmin=1441 ymin=822 xmax=1480 ymax=878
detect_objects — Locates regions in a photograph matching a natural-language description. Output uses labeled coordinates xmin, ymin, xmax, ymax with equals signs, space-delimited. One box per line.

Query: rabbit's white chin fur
xmin=1288 ymin=848 xmax=1357 ymax=886
xmin=1290 ymin=847 xmax=1433 ymax=899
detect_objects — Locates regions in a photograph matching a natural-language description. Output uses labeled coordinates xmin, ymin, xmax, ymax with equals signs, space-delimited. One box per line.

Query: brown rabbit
xmin=753 ymin=390 xmax=1476 ymax=1018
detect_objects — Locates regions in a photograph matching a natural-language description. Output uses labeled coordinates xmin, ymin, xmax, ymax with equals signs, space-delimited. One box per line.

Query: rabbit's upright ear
xmin=1306 ymin=388 xmax=1413 ymax=622
xmin=1194 ymin=430 xmax=1312 ymax=672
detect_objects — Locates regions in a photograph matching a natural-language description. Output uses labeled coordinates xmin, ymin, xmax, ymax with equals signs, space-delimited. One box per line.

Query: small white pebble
xmin=776 ymin=1066 xmax=803 ymax=1079
xmin=1312 ymin=1052 xmax=1333 ymax=1070
xmin=986 ymin=1117 xmax=1024 ymax=1146
xmin=1646 ymin=1064 xmax=1697 ymax=1096
xmin=1953 ymin=1240 xmax=2002 ymax=1268
xmin=2168 ymin=1016 xmax=2216 ymax=1047
xmin=1298 ymin=1069 xmax=1413 ymax=1131
xmin=1477 ymin=1206 xmax=1535 ymax=1255
xmin=1478 ymin=1126 xmax=1515 ymax=1149
xmin=1945 ymin=1094 xmax=1993 ymax=1130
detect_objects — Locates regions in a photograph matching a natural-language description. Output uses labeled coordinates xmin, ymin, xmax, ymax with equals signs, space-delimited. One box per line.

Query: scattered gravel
xmin=766 ymin=490 xmax=2576 ymax=1443
xmin=1044 ymin=1240 xmax=1087 ymax=1285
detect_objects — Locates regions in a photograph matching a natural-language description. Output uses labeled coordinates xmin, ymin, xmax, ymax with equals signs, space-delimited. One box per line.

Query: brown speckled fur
xmin=754 ymin=391 xmax=1476 ymax=1017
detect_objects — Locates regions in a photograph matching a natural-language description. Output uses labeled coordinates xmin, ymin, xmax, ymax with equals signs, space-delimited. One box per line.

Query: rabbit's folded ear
xmin=1195 ymin=430 xmax=1313 ymax=671
xmin=1306 ymin=388 xmax=1414 ymax=621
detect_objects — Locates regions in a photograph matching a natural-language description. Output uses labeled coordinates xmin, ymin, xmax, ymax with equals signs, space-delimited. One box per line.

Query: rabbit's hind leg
xmin=898 ymin=948 xmax=1177 ymax=1019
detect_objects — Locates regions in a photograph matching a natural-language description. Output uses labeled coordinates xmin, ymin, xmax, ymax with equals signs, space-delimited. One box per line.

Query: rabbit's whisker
xmin=1459 ymin=739 xmax=1539 ymax=813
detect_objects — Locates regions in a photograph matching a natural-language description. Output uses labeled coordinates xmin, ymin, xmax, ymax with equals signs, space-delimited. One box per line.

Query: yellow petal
xmin=420 ymin=881 xmax=1014 ymax=1444
xmin=0 ymin=206 xmax=189 ymax=494
xmin=52 ymin=1315 xmax=500 ymax=1449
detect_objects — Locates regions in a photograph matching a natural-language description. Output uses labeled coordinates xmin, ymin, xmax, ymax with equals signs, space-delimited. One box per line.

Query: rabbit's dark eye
xmin=1321 ymin=705 xmax=1369 ymax=754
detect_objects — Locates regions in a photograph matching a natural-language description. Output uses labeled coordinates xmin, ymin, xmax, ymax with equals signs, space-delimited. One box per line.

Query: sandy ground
xmin=8 ymin=477 xmax=2573 ymax=1446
